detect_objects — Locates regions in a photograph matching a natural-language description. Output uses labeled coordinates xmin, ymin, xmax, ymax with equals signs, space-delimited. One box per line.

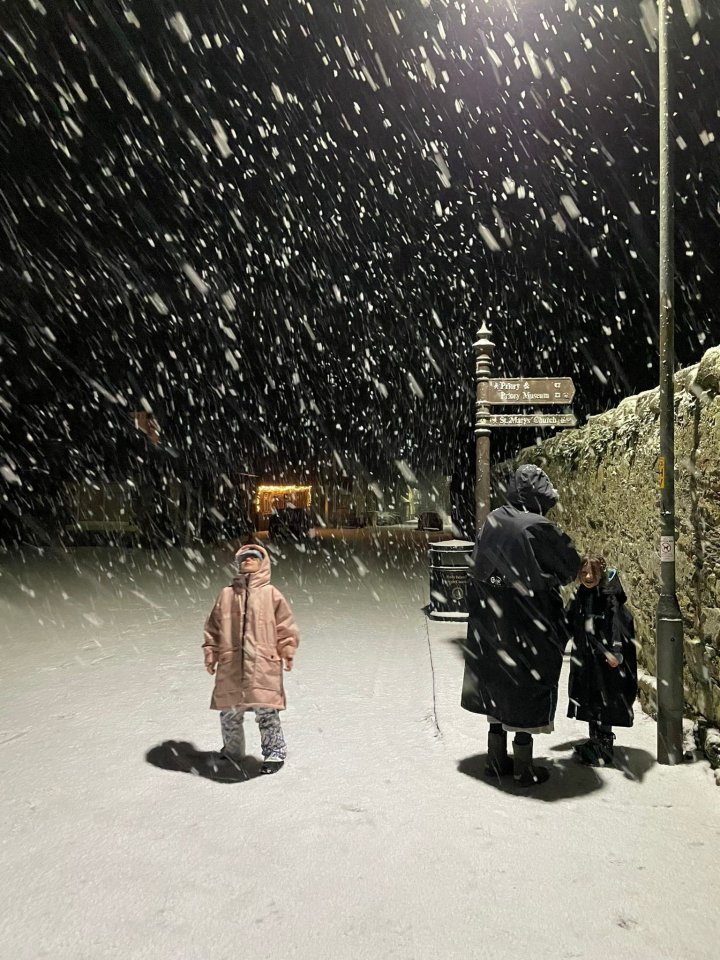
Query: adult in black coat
xmin=566 ymin=557 xmax=638 ymax=765
xmin=461 ymin=464 xmax=581 ymax=786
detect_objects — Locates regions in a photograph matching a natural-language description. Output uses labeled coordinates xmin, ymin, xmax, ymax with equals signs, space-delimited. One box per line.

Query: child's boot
xmin=577 ymin=731 xmax=615 ymax=767
xmin=259 ymin=756 xmax=285 ymax=775
xmin=256 ymin=708 xmax=286 ymax=774
xmin=512 ymin=734 xmax=550 ymax=787
xmin=574 ymin=722 xmax=603 ymax=761
xmin=485 ymin=726 xmax=514 ymax=778
xmin=600 ymin=731 xmax=616 ymax=765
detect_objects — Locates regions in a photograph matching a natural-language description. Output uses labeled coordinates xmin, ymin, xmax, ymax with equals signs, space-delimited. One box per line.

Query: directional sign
xmin=481 ymin=377 xmax=576 ymax=405
xmin=476 ymin=413 xmax=577 ymax=428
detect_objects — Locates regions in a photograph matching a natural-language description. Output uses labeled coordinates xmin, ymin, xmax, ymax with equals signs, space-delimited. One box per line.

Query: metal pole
xmin=656 ymin=0 xmax=684 ymax=765
xmin=474 ymin=323 xmax=495 ymax=531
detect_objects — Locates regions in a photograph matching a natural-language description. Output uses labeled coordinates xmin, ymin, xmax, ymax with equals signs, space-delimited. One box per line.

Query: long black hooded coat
xmin=461 ymin=465 xmax=581 ymax=729
xmin=566 ymin=571 xmax=638 ymax=727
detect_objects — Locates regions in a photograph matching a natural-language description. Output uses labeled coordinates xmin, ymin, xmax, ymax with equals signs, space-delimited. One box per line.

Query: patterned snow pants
xmin=220 ymin=708 xmax=287 ymax=762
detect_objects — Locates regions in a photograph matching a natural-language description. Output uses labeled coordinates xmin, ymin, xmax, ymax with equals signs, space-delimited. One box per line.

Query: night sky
xmin=1 ymin=0 xmax=719 ymax=514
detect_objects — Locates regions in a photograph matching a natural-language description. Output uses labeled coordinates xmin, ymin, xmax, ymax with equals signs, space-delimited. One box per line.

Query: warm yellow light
xmin=255 ymin=484 xmax=312 ymax=510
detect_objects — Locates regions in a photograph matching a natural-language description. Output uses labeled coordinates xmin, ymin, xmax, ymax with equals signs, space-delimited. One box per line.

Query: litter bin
xmin=427 ymin=538 xmax=474 ymax=621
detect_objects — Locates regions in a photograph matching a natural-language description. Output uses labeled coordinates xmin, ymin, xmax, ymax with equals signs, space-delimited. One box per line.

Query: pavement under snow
xmin=1 ymin=533 xmax=718 ymax=960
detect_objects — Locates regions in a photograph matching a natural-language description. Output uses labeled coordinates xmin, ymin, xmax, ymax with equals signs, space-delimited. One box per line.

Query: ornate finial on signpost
xmin=473 ymin=322 xmax=495 ymax=530
xmin=474 ymin=322 xmax=495 ymax=375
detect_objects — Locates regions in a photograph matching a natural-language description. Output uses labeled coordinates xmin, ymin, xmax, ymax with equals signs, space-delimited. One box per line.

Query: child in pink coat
xmin=203 ymin=543 xmax=299 ymax=779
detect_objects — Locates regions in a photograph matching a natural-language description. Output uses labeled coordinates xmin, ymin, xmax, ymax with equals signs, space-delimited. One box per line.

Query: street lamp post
xmin=656 ymin=0 xmax=684 ymax=765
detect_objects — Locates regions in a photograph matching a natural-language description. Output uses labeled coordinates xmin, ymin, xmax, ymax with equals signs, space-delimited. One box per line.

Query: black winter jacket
xmin=461 ymin=467 xmax=581 ymax=729
xmin=566 ymin=571 xmax=638 ymax=727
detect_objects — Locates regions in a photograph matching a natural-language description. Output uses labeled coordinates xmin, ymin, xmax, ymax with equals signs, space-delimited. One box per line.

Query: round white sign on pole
xmin=660 ymin=536 xmax=675 ymax=562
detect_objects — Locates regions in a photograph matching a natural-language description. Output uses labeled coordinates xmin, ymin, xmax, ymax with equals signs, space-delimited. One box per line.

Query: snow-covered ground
xmin=1 ymin=536 xmax=718 ymax=960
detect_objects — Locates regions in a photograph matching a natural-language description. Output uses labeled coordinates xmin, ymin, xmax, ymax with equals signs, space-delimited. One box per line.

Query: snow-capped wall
xmin=510 ymin=346 xmax=720 ymax=729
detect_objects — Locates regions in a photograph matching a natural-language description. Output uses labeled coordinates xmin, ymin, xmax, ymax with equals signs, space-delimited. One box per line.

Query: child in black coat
xmin=566 ymin=555 xmax=638 ymax=766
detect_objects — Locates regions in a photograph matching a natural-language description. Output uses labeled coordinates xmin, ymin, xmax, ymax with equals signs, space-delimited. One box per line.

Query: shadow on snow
xmin=145 ymin=740 xmax=264 ymax=784
xmin=457 ymin=744 xmax=656 ymax=802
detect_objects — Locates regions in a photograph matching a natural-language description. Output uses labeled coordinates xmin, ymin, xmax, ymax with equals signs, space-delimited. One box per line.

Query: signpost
xmin=477 ymin=413 xmax=577 ymax=428
xmin=473 ymin=323 xmax=577 ymax=529
xmin=481 ymin=378 xmax=576 ymax=405
xmin=432 ymin=326 xmax=578 ymax=624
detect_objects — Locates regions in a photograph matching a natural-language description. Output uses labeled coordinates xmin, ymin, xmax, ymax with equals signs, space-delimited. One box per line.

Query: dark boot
xmin=513 ymin=736 xmax=550 ymax=787
xmin=259 ymin=759 xmax=284 ymax=775
xmin=574 ymin=722 xmax=602 ymax=757
xmin=485 ymin=730 xmax=514 ymax=778
xmin=577 ymin=732 xmax=615 ymax=767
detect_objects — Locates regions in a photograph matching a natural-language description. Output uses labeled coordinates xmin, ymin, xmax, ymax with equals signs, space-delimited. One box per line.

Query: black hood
xmin=506 ymin=464 xmax=559 ymax=515
xmin=601 ymin=568 xmax=627 ymax=604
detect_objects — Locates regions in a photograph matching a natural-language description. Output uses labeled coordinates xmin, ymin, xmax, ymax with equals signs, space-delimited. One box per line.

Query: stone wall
xmin=504 ymin=346 xmax=720 ymax=728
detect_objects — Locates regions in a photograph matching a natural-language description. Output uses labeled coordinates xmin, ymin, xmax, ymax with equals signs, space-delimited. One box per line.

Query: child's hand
xmin=283 ymin=655 xmax=294 ymax=672
xmin=606 ymin=654 xmax=620 ymax=669
xmin=206 ymin=662 xmax=217 ymax=676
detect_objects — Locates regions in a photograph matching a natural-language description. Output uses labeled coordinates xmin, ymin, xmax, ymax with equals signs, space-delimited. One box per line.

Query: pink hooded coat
xmin=202 ymin=544 xmax=299 ymax=711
